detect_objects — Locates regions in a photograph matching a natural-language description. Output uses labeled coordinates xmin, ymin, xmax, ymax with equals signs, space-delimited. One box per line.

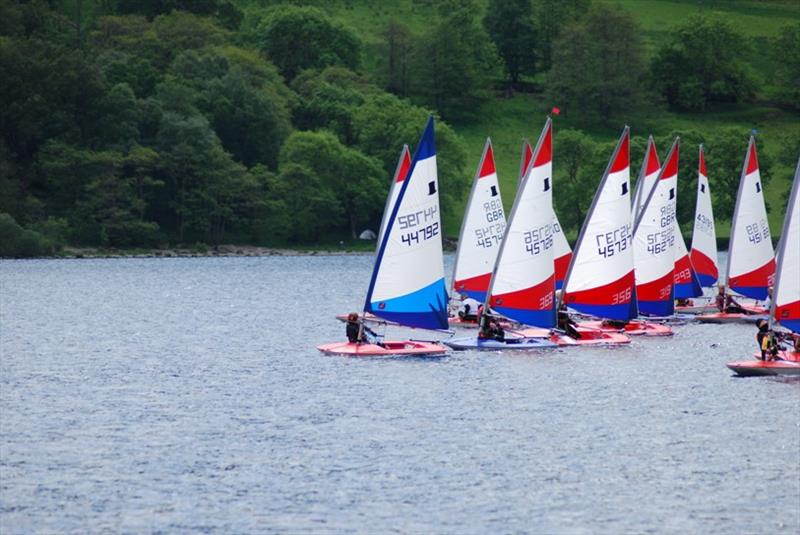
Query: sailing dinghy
xmin=698 ymin=137 xmax=773 ymax=324
xmin=528 ymin=124 xmax=635 ymax=345
xmin=446 ymin=119 xmax=560 ymax=350
xmin=521 ymin=138 xmax=572 ymax=289
xmin=728 ymin=158 xmax=800 ymax=376
xmin=319 ymin=118 xmax=448 ymax=356
xmin=571 ymin=131 xmax=672 ymax=337
xmin=449 ymin=139 xmax=507 ymax=328
xmin=334 ymin=145 xmax=411 ymax=327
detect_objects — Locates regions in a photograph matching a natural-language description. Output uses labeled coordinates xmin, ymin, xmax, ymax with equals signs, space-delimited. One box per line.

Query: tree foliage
xmin=483 ymin=0 xmax=537 ymax=84
xmin=409 ymin=0 xmax=500 ymax=122
xmin=545 ymin=3 xmax=647 ymax=123
xmin=773 ymin=23 xmax=800 ymax=110
xmin=254 ymin=6 xmax=361 ymax=81
xmin=651 ymin=15 xmax=756 ymax=111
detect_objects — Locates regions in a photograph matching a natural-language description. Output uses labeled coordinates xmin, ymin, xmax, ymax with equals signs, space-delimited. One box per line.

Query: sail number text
xmin=524 ymin=224 xmax=553 ymax=255
xmin=398 ymin=206 xmax=439 ymax=246
xmin=474 ymin=222 xmax=505 ymax=248
xmin=745 ymin=219 xmax=770 ymax=244
xmin=595 ymin=223 xmax=631 ymax=258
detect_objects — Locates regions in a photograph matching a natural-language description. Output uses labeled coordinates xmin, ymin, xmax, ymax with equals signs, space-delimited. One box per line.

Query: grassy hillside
xmin=316 ymin=0 xmax=799 ymax=238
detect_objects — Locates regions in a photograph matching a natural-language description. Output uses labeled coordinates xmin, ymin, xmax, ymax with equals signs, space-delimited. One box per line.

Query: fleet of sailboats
xmin=318 ymin=116 xmax=798 ymax=374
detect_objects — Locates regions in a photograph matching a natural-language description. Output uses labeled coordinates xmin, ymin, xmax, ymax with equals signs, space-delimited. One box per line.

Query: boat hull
xmin=317 ymin=341 xmax=448 ymax=357
xmin=514 ymin=327 xmax=632 ymax=346
xmin=444 ymin=336 xmax=558 ymax=351
xmin=696 ymin=312 xmax=766 ymax=324
xmin=579 ymin=320 xmax=673 ymax=336
xmin=727 ymin=351 xmax=800 ymax=376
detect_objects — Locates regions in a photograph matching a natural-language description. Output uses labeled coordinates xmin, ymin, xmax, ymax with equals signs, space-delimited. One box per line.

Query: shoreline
xmin=8 ymin=245 xmax=374 ymax=260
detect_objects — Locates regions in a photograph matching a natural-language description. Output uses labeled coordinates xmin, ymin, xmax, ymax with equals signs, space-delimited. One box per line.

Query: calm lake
xmin=1 ymin=254 xmax=798 ymax=534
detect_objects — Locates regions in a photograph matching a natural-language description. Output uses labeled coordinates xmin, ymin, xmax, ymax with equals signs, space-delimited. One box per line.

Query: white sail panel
xmin=365 ymin=118 xmax=448 ymax=330
xmin=452 ymin=139 xmax=506 ymax=301
xmin=773 ymin=159 xmax=800 ymax=332
xmin=563 ymin=127 xmax=636 ymax=320
xmin=689 ymin=145 xmax=718 ymax=287
xmin=727 ymin=137 xmax=775 ymax=300
xmin=487 ymin=119 xmax=556 ymax=327
xmin=633 ymin=139 xmax=679 ymax=316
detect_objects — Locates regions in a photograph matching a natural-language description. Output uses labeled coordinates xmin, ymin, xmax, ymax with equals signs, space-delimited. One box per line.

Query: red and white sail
xmin=522 ymin=138 xmax=572 ymax=288
xmin=633 ymin=138 xmax=679 ymax=316
xmin=727 ymin=137 xmax=775 ymax=300
xmin=377 ymin=145 xmax=411 ymax=247
xmin=563 ymin=127 xmax=636 ymax=320
xmin=772 ymin=158 xmax=800 ymax=333
xmin=632 ymin=136 xmax=661 ymax=222
xmin=689 ymin=145 xmax=718 ymax=287
xmin=452 ymin=139 xmax=506 ymax=301
xmin=487 ymin=119 xmax=556 ymax=327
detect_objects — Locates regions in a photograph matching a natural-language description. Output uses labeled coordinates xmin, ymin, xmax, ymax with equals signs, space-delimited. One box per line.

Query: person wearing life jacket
xmin=478 ymin=314 xmax=505 ymax=341
xmin=346 ymin=312 xmax=364 ymax=343
xmin=756 ymin=319 xmax=779 ymax=361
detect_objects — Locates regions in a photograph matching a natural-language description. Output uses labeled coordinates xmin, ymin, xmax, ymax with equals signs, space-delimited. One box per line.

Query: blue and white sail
xmin=364 ymin=117 xmax=448 ymax=330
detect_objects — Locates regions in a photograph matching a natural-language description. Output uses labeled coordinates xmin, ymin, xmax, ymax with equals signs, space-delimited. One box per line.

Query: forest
xmin=1 ymin=0 xmax=798 ymax=256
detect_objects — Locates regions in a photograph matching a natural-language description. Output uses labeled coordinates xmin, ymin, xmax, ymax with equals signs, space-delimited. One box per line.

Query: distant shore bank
xmin=5 ymin=245 xmax=374 ymax=260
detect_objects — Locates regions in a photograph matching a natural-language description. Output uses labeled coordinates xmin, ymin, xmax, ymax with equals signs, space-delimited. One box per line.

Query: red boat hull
xmin=727 ymin=351 xmax=800 ymax=376
xmin=515 ymin=327 xmax=631 ymax=346
xmin=317 ymin=341 xmax=448 ymax=357
xmin=579 ymin=320 xmax=673 ymax=336
xmin=696 ymin=312 xmax=766 ymax=324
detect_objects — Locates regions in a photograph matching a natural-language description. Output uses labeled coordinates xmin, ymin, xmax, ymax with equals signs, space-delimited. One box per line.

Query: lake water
xmin=1 ymin=255 xmax=798 ymax=534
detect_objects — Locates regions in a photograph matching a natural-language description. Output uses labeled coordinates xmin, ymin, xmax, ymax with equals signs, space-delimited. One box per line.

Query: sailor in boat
xmin=457 ymin=294 xmax=482 ymax=322
xmin=756 ymin=319 xmax=780 ymax=361
xmin=555 ymin=291 xmax=581 ymax=339
xmin=345 ymin=313 xmax=382 ymax=345
xmin=675 ymin=297 xmax=693 ymax=307
xmin=478 ymin=315 xmax=505 ymax=341
xmin=715 ymin=284 xmax=751 ymax=314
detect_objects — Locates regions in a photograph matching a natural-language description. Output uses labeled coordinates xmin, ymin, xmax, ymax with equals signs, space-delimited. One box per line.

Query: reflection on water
xmin=1 ymin=254 xmax=797 ymax=534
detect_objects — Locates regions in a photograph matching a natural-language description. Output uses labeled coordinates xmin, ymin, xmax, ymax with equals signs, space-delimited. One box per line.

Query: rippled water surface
xmin=1 ymin=255 xmax=799 ymax=534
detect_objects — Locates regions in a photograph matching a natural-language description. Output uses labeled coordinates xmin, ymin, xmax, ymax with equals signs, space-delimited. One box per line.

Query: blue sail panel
xmin=367 ymin=278 xmax=449 ymax=330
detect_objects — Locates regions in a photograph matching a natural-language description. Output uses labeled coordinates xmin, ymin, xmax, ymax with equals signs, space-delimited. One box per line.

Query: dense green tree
xmin=483 ymin=0 xmax=537 ymax=85
xmin=352 ymin=93 xmax=468 ymax=218
xmin=254 ymin=6 xmax=361 ymax=81
xmin=280 ymin=130 xmax=385 ymax=238
xmin=410 ymin=0 xmax=500 ymax=122
xmin=534 ymin=0 xmax=589 ymax=72
xmin=377 ymin=19 xmax=413 ymax=97
xmin=170 ymin=49 xmax=292 ymax=168
xmin=544 ymin=3 xmax=647 ymax=123
xmin=773 ymin=23 xmax=800 ymax=110
xmin=553 ymin=128 xmax=597 ymax=232
xmin=651 ymin=15 xmax=756 ymax=111
xmin=0 ymin=213 xmax=55 ymax=257
xmin=115 ymin=0 xmax=242 ymax=30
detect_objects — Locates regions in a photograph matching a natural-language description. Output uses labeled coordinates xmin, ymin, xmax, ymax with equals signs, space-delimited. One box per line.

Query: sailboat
xmin=449 ymin=139 xmax=507 ymax=327
xmin=632 ymin=138 xmax=679 ymax=318
xmin=318 ymin=117 xmax=449 ymax=356
xmin=698 ymin=136 xmax=773 ymax=324
xmin=689 ymin=144 xmax=718 ymax=288
xmin=334 ymin=145 xmax=411 ymax=326
xmin=521 ymin=138 xmax=572 ymax=288
xmin=445 ymin=118 xmax=560 ymax=350
xmin=727 ymin=158 xmax=800 ymax=376
xmin=541 ymin=126 xmax=637 ymax=343
xmin=574 ymin=134 xmax=671 ymax=336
